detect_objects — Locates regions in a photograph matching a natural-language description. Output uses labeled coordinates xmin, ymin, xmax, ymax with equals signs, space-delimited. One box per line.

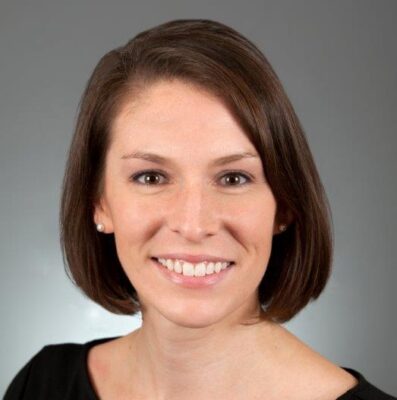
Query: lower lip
xmin=151 ymin=258 xmax=234 ymax=289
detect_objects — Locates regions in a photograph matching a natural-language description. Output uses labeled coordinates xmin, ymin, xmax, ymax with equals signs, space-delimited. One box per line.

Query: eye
xmin=130 ymin=169 xmax=167 ymax=185
xmin=129 ymin=170 xmax=253 ymax=187
xmin=219 ymin=171 xmax=252 ymax=186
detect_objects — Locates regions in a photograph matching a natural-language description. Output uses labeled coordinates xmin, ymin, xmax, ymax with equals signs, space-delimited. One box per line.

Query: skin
xmin=92 ymin=79 xmax=358 ymax=399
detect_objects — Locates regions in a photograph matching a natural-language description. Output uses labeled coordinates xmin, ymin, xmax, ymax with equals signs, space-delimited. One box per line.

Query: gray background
xmin=1 ymin=0 xmax=396 ymax=396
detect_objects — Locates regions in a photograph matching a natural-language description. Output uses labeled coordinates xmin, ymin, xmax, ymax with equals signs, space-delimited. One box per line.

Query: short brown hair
xmin=60 ymin=19 xmax=333 ymax=323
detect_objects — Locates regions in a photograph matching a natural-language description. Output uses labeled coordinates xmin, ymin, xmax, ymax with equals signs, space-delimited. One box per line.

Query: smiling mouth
xmin=151 ymin=257 xmax=235 ymax=277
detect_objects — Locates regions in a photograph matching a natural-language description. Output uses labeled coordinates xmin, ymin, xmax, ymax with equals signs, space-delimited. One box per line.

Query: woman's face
xmin=95 ymin=79 xmax=278 ymax=328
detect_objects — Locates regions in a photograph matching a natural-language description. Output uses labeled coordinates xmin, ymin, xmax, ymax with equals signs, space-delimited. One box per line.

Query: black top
xmin=4 ymin=337 xmax=396 ymax=399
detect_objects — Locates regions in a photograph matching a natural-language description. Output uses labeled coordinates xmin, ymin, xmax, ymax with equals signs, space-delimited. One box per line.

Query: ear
xmin=93 ymin=196 xmax=114 ymax=234
xmin=273 ymin=208 xmax=294 ymax=235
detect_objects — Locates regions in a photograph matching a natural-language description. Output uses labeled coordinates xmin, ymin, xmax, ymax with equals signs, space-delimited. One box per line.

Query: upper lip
xmin=153 ymin=253 xmax=234 ymax=263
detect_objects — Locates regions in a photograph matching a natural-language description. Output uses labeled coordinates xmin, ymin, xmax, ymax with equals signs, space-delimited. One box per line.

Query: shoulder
xmin=267 ymin=325 xmax=396 ymax=399
xmin=3 ymin=339 xmax=103 ymax=400
xmin=86 ymin=335 xmax=132 ymax=398
xmin=287 ymin=356 xmax=396 ymax=399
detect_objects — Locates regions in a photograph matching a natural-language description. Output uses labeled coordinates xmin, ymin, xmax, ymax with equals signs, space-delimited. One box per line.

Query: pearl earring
xmin=96 ymin=223 xmax=105 ymax=232
xmin=279 ymin=224 xmax=287 ymax=232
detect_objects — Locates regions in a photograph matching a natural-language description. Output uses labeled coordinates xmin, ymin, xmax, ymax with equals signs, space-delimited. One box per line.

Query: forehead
xmin=109 ymin=80 xmax=258 ymax=157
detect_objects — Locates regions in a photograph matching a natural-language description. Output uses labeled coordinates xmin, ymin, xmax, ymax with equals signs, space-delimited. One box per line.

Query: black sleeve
xmin=3 ymin=343 xmax=94 ymax=400
xmin=354 ymin=385 xmax=397 ymax=400
xmin=3 ymin=350 xmax=43 ymax=400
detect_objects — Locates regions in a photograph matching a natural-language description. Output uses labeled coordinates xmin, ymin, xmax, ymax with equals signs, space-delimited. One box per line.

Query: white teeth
xmin=206 ymin=262 xmax=215 ymax=274
xmin=194 ymin=262 xmax=206 ymax=277
xmin=174 ymin=260 xmax=182 ymax=273
xmin=157 ymin=258 xmax=232 ymax=277
xmin=182 ymin=262 xmax=195 ymax=276
xmin=165 ymin=259 xmax=173 ymax=271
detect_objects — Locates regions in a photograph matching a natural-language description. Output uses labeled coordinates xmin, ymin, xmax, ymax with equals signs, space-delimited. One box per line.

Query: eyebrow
xmin=121 ymin=151 xmax=260 ymax=166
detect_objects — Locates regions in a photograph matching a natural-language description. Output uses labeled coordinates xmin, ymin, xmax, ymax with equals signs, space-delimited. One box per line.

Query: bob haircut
xmin=60 ymin=18 xmax=333 ymax=323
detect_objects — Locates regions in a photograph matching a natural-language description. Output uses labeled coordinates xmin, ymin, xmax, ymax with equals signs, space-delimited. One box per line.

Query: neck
xmin=124 ymin=306 xmax=281 ymax=400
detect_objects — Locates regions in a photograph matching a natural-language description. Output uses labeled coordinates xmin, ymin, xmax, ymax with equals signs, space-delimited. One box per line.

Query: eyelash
xmin=129 ymin=169 xmax=253 ymax=187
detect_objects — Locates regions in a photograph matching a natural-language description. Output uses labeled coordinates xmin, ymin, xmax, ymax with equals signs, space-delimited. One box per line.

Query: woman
xmin=5 ymin=19 xmax=395 ymax=399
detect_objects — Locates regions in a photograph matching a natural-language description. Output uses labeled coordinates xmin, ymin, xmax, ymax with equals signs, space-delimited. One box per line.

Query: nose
xmin=166 ymin=181 xmax=218 ymax=242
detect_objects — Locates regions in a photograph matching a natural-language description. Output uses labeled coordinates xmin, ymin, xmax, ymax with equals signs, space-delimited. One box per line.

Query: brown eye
xmin=220 ymin=172 xmax=251 ymax=186
xmin=130 ymin=170 xmax=167 ymax=185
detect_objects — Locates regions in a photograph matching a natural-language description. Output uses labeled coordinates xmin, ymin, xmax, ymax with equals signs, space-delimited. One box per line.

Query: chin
xmin=166 ymin=316 xmax=225 ymax=330
xmin=158 ymin=302 xmax=233 ymax=329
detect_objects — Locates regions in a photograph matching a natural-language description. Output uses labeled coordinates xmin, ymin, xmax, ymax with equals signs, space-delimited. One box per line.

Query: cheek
xmin=109 ymin=196 xmax=153 ymax=283
xmin=229 ymin=192 xmax=277 ymax=248
xmin=252 ymin=204 xmax=277 ymax=247
xmin=104 ymin=193 xmax=154 ymax=272
xmin=241 ymin=199 xmax=277 ymax=281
